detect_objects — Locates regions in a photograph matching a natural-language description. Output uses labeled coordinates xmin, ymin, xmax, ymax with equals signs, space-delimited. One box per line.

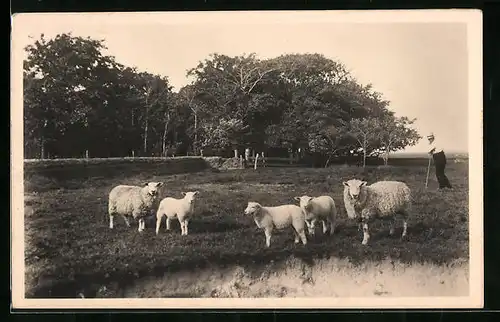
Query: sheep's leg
xmin=138 ymin=218 xmax=145 ymax=232
xmin=361 ymin=221 xmax=370 ymax=245
xmin=109 ymin=214 xmax=115 ymax=229
xmin=155 ymin=215 xmax=162 ymax=235
xmin=306 ymin=220 xmax=315 ymax=236
xmin=184 ymin=219 xmax=189 ymax=235
xmin=179 ymin=219 xmax=186 ymax=236
xmin=122 ymin=214 xmax=131 ymax=227
xmin=166 ymin=217 xmax=171 ymax=231
xmin=389 ymin=216 xmax=396 ymax=236
xmin=329 ymin=219 xmax=336 ymax=236
xmin=322 ymin=220 xmax=328 ymax=234
xmin=293 ymin=229 xmax=300 ymax=244
xmin=401 ymin=212 xmax=408 ymax=239
xmin=264 ymin=228 xmax=272 ymax=247
xmin=298 ymin=228 xmax=307 ymax=245
xmin=402 ymin=221 xmax=408 ymax=238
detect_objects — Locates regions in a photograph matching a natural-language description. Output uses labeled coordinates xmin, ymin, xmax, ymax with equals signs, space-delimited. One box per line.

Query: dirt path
xmin=106 ymin=256 xmax=469 ymax=298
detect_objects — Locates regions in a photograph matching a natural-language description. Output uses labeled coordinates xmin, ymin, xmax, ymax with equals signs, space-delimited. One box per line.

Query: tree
xmin=176 ymin=85 xmax=214 ymax=155
xmin=134 ymin=72 xmax=172 ymax=155
xmin=186 ymin=53 xmax=275 ymax=156
xmin=200 ymin=117 xmax=249 ymax=157
xmin=308 ymin=124 xmax=349 ymax=167
xmin=378 ymin=115 xmax=421 ymax=165
xmin=347 ymin=117 xmax=382 ymax=167
xmin=22 ymin=34 xmax=421 ymax=161
xmin=23 ymin=32 xmax=125 ymax=158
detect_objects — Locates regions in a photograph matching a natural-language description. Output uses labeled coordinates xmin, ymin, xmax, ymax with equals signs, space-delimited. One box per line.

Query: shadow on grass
xmin=145 ymin=213 xmax=245 ymax=234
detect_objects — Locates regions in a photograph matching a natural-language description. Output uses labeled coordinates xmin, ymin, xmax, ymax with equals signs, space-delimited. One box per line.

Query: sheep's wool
xmin=352 ymin=181 xmax=411 ymax=217
xmin=109 ymin=185 xmax=158 ymax=219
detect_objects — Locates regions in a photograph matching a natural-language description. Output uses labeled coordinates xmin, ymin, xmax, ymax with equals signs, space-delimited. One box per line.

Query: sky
xmin=13 ymin=11 xmax=472 ymax=154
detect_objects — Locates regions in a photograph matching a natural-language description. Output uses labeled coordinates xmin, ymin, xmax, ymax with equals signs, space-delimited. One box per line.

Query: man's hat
xmin=427 ymin=133 xmax=435 ymax=140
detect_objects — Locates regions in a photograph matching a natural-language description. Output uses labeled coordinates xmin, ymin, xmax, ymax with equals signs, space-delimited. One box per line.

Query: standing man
xmin=427 ymin=133 xmax=452 ymax=189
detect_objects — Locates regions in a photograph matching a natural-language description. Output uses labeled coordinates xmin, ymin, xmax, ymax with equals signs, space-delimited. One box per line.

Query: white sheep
xmin=294 ymin=195 xmax=337 ymax=236
xmin=343 ymin=185 xmax=362 ymax=232
xmin=155 ymin=191 xmax=199 ymax=236
xmin=343 ymin=179 xmax=411 ymax=245
xmin=343 ymin=187 xmax=357 ymax=220
xmin=108 ymin=182 xmax=164 ymax=232
xmin=243 ymin=201 xmax=307 ymax=247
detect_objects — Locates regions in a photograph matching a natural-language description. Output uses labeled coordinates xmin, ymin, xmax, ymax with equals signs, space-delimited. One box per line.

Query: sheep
xmin=108 ymin=182 xmax=164 ymax=232
xmin=342 ymin=179 xmax=411 ymax=245
xmin=155 ymin=191 xmax=199 ymax=236
xmin=294 ymin=195 xmax=337 ymax=236
xmin=243 ymin=201 xmax=307 ymax=248
xmin=343 ymin=184 xmax=362 ymax=232
xmin=343 ymin=187 xmax=357 ymax=220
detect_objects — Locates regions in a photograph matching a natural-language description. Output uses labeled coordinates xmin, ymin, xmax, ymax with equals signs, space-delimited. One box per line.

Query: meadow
xmin=23 ymin=158 xmax=469 ymax=298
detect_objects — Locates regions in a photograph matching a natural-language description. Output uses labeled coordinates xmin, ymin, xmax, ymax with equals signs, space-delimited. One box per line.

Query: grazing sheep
xmin=155 ymin=191 xmax=199 ymax=236
xmin=108 ymin=182 xmax=164 ymax=232
xmin=343 ymin=179 xmax=411 ymax=245
xmin=294 ymin=195 xmax=337 ymax=236
xmin=244 ymin=201 xmax=307 ymax=247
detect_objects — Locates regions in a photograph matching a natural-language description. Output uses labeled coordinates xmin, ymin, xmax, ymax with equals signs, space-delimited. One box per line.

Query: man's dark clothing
xmin=432 ymin=151 xmax=452 ymax=189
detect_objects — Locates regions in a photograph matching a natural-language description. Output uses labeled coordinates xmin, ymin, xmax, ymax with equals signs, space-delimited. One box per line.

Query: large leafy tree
xmin=23 ymin=33 xmax=124 ymax=158
xmin=23 ymin=34 xmax=421 ymax=161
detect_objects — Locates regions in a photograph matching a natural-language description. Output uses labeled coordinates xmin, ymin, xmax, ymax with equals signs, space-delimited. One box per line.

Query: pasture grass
xmin=23 ymin=162 xmax=469 ymax=298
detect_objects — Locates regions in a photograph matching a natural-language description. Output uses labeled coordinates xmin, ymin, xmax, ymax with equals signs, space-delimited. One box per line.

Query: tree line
xmin=23 ymin=33 xmax=421 ymax=166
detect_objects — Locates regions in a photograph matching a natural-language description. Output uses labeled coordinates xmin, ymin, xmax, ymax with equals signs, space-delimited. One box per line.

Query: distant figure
xmin=427 ymin=133 xmax=452 ymax=189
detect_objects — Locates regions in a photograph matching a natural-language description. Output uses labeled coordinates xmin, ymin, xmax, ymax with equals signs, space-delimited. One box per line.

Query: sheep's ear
xmin=342 ymin=181 xmax=349 ymax=187
xmin=181 ymin=192 xmax=186 ymax=196
xmin=144 ymin=182 xmax=150 ymax=186
xmin=294 ymin=196 xmax=300 ymax=201
xmin=361 ymin=181 xmax=367 ymax=186
xmin=307 ymin=197 xmax=314 ymax=203
xmin=156 ymin=182 xmax=164 ymax=187
xmin=194 ymin=191 xmax=199 ymax=195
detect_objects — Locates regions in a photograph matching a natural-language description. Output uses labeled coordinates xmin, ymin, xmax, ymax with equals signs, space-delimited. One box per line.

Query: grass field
xmin=23 ymin=160 xmax=469 ymax=298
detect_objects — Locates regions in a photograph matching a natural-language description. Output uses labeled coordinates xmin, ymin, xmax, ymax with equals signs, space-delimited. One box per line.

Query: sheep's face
xmin=144 ymin=182 xmax=164 ymax=197
xmin=294 ymin=196 xmax=314 ymax=212
xmin=244 ymin=202 xmax=261 ymax=216
xmin=343 ymin=179 xmax=367 ymax=200
xmin=182 ymin=191 xmax=199 ymax=205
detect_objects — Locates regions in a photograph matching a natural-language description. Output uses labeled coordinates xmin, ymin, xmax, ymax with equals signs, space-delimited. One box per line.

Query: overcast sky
xmin=13 ymin=12 xmax=472 ymax=153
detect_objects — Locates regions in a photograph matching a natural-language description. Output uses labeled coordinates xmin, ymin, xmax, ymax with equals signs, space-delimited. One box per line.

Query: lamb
xmin=155 ymin=191 xmax=199 ymax=236
xmin=294 ymin=195 xmax=337 ymax=236
xmin=243 ymin=201 xmax=307 ymax=247
xmin=108 ymin=182 xmax=164 ymax=232
xmin=343 ymin=179 xmax=412 ymax=245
